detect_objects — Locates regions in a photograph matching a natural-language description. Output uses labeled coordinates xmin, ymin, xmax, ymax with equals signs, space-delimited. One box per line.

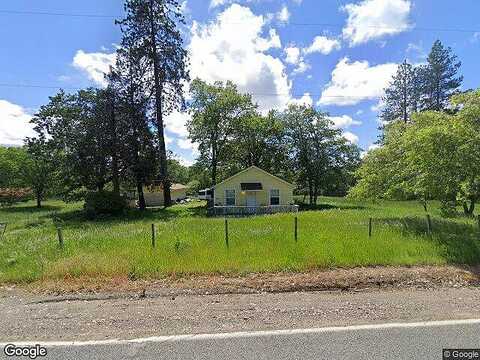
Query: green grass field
xmin=0 ymin=197 xmax=479 ymax=283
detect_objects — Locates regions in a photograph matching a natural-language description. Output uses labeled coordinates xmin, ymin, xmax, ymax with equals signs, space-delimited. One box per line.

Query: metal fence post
xmin=294 ymin=216 xmax=298 ymax=242
xmin=225 ymin=218 xmax=229 ymax=248
xmin=368 ymin=218 xmax=372 ymax=237
xmin=57 ymin=227 xmax=64 ymax=249
xmin=151 ymin=224 xmax=156 ymax=248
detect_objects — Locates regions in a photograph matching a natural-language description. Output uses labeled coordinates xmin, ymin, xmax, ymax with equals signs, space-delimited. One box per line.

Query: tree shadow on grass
xmin=296 ymin=202 xmax=368 ymax=212
xmin=380 ymin=216 xmax=480 ymax=265
xmin=0 ymin=205 xmax=62 ymax=214
xmin=43 ymin=203 xmax=208 ymax=228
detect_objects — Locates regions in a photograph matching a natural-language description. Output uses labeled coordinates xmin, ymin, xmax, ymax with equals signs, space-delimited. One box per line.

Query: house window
xmin=270 ymin=189 xmax=280 ymax=205
xmin=225 ymin=189 xmax=236 ymax=206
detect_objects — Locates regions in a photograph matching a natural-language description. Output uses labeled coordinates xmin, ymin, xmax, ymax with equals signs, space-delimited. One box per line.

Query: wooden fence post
xmin=225 ymin=218 xmax=229 ymax=248
xmin=368 ymin=218 xmax=372 ymax=237
xmin=426 ymin=214 xmax=432 ymax=235
xmin=57 ymin=227 xmax=64 ymax=249
xmin=151 ymin=224 xmax=156 ymax=248
xmin=0 ymin=223 xmax=6 ymax=239
xmin=294 ymin=216 xmax=298 ymax=242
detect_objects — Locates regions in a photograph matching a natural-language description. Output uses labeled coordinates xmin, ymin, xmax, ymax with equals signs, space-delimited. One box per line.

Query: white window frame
xmin=225 ymin=189 xmax=236 ymax=206
xmin=270 ymin=189 xmax=280 ymax=206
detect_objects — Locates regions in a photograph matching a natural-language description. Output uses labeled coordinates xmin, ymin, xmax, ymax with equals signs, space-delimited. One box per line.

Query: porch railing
xmin=208 ymin=205 xmax=299 ymax=216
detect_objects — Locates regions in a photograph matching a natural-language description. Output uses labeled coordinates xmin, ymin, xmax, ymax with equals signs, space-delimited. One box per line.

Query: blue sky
xmin=0 ymin=0 xmax=479 ymax=165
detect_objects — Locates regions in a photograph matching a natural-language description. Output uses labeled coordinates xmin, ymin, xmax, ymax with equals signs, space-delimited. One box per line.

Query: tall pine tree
xmin=117 ymin=0 xmax=189 ymax=207
xmin=420 ymin=40 xmax=463 ymax=111
xmin=380 ymin=60 xmax=419 ymax=124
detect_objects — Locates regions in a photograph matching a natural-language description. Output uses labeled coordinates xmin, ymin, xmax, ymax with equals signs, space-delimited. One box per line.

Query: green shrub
xmin=84 ymin=191 xmax=127 ymax=219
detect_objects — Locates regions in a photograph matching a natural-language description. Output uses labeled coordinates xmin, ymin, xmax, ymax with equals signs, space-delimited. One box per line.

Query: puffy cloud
xmin=292 ymin=61 xmax=311 ymax=75
xmin=72 ymin=50 xmax=116 ymax=87
xmin=210 ymin=0 xmax=229 ymax=8
xmin=342 ymin=0 xmax=412 ymax=46
xmin=343 ymin=131 xmax=359 ymax=144
xmin=189 ymin=4 xmax=292 ymax=112
xmin=0 ymin=100 xmax=35 ymax=146
xmin=177 ymin=138 xmax=200 ymax=158
xmin=256 ymin=29 xmax=282 ymax=51
xmin=304 ymin=36 xmax=341 ymax=55
xmin=164 ymin=111 xmax=191 ymax=138
xmin=284 ymin=46 xmax=301 ymax=64
xmin=277 ymin=5 xmax=290 ymax=23
xmin=289 ymin=93 xmax=313 ymax=107
xmin=329 ymin=115 xmax=362 ymax=129
xmin=318 ymin=57 xmax=397 ymax=106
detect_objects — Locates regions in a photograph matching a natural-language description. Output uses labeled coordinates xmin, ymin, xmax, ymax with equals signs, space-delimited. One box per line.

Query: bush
xmin=84 ymin=191 xmax=127 ymax=219
xmin=440 ymin=200 xmax=458 ymax=218
xmin=0 ymin=188 xmax=33 ymax=207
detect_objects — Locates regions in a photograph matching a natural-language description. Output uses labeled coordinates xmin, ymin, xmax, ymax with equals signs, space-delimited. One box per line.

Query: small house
xmin=144 ymin=183 xmax=187 ymax=207
xmin=211 ymin=166 xmax=298 ymax=215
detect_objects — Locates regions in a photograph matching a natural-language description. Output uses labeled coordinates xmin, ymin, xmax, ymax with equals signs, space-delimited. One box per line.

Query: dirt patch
xmin=8 ymin=265 xmax=479 ymax=300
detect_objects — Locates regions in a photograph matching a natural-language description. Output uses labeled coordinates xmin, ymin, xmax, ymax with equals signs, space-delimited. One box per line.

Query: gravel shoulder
xmin=1 ymin=265 xmax=480 ymax=342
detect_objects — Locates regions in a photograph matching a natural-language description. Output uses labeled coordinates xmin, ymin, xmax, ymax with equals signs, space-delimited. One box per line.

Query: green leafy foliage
xmin=84 ymin=191 xmax=128 ymax=219
xmin=351 ymin=89 xmax=480 ymax=216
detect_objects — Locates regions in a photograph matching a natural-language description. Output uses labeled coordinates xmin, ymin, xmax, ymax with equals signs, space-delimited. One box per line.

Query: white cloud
xmin=0 ymin=100 xmax=35 ymax=146
xmin=284 ymin=46 xmax=301 ymax=64
xmin=277 ymin=5 xmax=290 ymax=23
xmin=256 ymin=29 xmax=282 ymax=51
xmin=177 ymin=138 xmax=199 ymax=157
xmin=189 ymin=4 xmax=292 ymax=112
xmin=356 ymin=109 xmax=364 ymax=115
xmin=318 ymin=57 xmax=398 ymax=106
xmin=329 ymin=115 xmax=362 ymax=129
xmin=292 ymin=61 xmax=311 ymax=75
xmin=343 ymin=131 xmax=359 ymax=144
xmin=178 ymin=157 xmax=194 ymax=167
xmin=72 ymin=50 xmax=116 ymax=87
xmin=304 ymin=36 xmax=341 ymax=55
xmin=210 ymin=0 xmax=228 ymax=8
xmin=289 ymin=93 xmax=313 ymax=107
xmin=342 ymin=0 xmax=412 ymax=46
xmin=164 ymin=111 xmax=191 ymax=138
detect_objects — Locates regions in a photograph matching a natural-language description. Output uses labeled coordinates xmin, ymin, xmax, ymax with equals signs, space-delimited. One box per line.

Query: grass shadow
xmin=380 ymin=216 xmax=480 ymax=265
xmin=42 ymin=202 xmax=208 ymax=228
xmin=296 ymin=202 xmax=367 ymax=212
xmin=0 ymin=205 xmax=62 ymax=214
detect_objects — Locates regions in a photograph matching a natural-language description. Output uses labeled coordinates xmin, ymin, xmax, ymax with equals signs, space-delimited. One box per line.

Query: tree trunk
xmin=109 ymin=92 xmax=120 ymax=196
xmin=308 ymin=179 xmax=313 ymax=205
xmin=137 ymin=182 xmax=146 ymax=211
xmin=36 ymin=193 xmax=42 ymax=209
xmin=463 ymin=199 xmax=475 ymax=216
xmin=211 ymin=147 xmax=217 ymax=186
xmin=149 ymin=3 xmax=171 ymax=207
xmin=422 ymin=197 xmax=428 ymax=213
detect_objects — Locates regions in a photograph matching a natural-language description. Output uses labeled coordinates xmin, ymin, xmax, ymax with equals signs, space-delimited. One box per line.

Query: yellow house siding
xmin=214 ymin=167 xmax=294 ymax=206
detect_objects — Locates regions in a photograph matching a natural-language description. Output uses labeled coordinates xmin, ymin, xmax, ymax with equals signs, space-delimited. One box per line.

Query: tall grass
xmin=0 ymin=198 xmax=479 ymax=283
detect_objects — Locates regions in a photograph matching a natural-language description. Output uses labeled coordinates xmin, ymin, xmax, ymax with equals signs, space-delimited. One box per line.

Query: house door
xmin=246 ymin=193 xmax=257 ymax=213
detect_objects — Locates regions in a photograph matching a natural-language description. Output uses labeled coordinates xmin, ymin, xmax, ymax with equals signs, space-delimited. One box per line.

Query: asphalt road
xmin=2 ymin=319 xmax=479 ymax=360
